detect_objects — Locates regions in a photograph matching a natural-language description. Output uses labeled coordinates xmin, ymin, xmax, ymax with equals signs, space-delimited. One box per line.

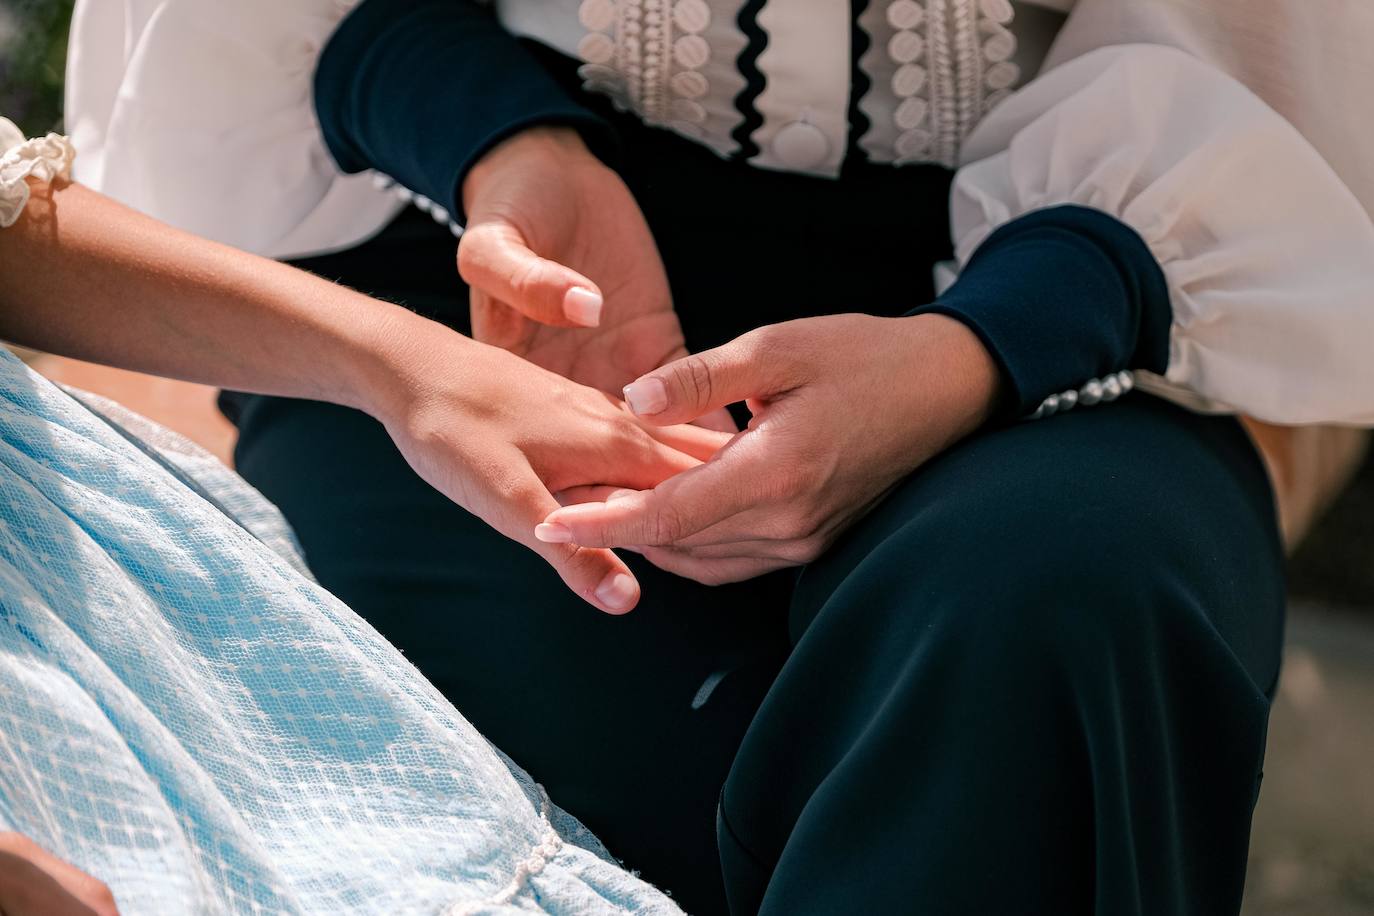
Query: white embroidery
xmin=574 ymin=0 xmax=1023 ymax=172
xmin=578 ymin=0 xmax=712 ymax=137
xmin=860 ymin=0 xmax=1021 ymax=168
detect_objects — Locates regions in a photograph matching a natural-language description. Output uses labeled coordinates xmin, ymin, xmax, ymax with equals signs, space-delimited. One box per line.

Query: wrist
xmin=331 ymin=302 xmax=459 ymax=423
xmin=893 ymin=312 xmax=1003 ymax=437
xmin=462 ymin=125 xmax=597 ymax=214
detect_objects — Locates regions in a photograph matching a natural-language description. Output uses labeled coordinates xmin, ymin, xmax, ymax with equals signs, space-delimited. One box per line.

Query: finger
xmin=553 ymin=486 xmax=638 ymax=506
xmin=638 ymin=546 xmax=783 ymax=586
xmin=489 ymin=470 xmax=641 ymax=614
xmin=537 ymin=456 xmax=755 ymax=548
xmin=457 ymin=222 xmax=603 ymax=327
xmin=639 ymin=420 xmax=735 ymax=462
xmin=693 ymin=407 xmax=740 ymax=434
xmin=621 ymin=326 xmax=797 ymax=426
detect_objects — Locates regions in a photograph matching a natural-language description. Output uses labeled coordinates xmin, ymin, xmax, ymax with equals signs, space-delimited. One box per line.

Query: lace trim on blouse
xmin=857 ymin=0 xmax=1021 ymax=167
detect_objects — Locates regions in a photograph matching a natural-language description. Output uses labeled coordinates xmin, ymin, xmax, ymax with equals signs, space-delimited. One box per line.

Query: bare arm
xmin=0 ymin=177 xmax=728 ymax=612
xmin=0 ymin=178 xmax=413 ymax=416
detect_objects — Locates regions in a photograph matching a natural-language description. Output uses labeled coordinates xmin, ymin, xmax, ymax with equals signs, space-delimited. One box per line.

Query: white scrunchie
xmin=0 ymin=116 xmax=77 ymax=229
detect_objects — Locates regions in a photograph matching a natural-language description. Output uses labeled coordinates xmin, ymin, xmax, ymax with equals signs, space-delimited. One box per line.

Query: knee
xmin=847 ymin=487 xmax=1206 ymax=691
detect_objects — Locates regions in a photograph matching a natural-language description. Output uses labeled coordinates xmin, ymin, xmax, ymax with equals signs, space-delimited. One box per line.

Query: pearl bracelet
xmin=371 ymin=172 xmax=464 ymax=238
xmin=1026 ymin=370 xmax=1135 ymax=421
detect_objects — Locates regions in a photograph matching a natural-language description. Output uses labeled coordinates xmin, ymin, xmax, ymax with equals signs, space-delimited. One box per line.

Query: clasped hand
xmin=534 ymin=313 xmax=1000 ymax=585
xmin=456 ymin=126 xmax=1000 ymax=603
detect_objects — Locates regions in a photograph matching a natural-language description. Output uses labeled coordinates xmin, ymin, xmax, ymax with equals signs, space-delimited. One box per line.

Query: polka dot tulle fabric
xmin=0 ymin=348 xmax=681 ymax=915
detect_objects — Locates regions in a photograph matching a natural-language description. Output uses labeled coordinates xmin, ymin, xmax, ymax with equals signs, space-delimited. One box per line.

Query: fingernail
xmin=564 ymin=287 xmax=603 ymax=327
xmin=623 ymin=377 xmax=668 ymax=415
xmin=535 ymin=522 xmax=573 ymax=543
xmin=595 ymin=571 xmax=638 ymax=612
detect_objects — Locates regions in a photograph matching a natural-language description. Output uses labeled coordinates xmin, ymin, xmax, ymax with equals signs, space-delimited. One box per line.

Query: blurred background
xmin=2 ymin=2 xmax=1372 ymax=912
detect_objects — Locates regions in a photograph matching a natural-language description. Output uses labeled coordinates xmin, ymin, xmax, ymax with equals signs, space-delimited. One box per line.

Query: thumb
xmin=457 ymin=221 xmax=603 ymax=328
xmin=620 ymin=327 xmax=795 ymax=426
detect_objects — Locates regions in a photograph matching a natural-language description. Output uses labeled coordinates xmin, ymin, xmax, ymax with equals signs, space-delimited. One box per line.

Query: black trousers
xmin=224 ymin=116 xmax=1285 ymax=915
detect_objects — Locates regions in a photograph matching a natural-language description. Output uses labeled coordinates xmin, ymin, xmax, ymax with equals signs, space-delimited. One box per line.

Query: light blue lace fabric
xmin=0 ymin=347 xmax=683 ymax=915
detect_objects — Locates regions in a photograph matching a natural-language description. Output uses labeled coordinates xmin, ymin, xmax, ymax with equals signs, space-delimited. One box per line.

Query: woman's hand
xmin=0 ymin=833 xmax=119 ymax=916
xmin=360 ymin=309 xmax=730 ymax=612
xmin=532 ymin=314 xmax=1002 ymax=584
xmin=457 ymin=127 xmax=734 ymax=431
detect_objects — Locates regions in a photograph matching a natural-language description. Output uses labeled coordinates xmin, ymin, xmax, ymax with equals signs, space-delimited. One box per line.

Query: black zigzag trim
xmin=729 ymin=0 xmax=769 ymax=161
xmin=843 ymin=0 xmax=873 ymax=171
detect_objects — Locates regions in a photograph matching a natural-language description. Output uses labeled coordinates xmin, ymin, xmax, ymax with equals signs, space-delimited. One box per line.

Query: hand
xmin=457 ymin=126 xmax=735 ymax=431
xmin=360 ymin=310 xmax=730 ymax=612
xmin=532 ymin=314 xmax=1001 ymax=584
xmin=0 ymin=833 xmax=119 ymax=916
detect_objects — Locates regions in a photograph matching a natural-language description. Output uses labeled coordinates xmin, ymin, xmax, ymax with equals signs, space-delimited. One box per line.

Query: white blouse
xmin=64 ymin=0 xmax=1374 ymax=425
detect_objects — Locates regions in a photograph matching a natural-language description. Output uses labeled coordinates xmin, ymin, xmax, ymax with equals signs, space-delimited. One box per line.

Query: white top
xmin=64 ymin=0 xmax=1374 ymax=425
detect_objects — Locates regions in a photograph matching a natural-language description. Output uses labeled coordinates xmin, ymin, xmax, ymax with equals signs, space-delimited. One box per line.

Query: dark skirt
xmin=222 ymin=110 xmax=1283 ymax=916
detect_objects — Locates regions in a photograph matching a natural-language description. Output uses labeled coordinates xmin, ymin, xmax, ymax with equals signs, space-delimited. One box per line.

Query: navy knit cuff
xmin=314 ymin=0 xmax=619 ymax=223
xmin=911 ymin=205 xmax=1172 ymax=418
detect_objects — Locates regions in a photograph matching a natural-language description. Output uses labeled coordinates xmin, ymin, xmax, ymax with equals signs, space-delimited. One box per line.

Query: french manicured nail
xmin=564 ymin=286 xmax=603 ymax=327
xmin=595 ymin=571 xmax=637 ymax=612
xmin=622 ymin=377 xmax=668 ymax=415
xmin=535 ymin=522 xmax=572 ymax=543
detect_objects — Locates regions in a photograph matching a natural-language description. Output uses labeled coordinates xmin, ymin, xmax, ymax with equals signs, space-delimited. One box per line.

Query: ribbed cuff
xmin=910 ymin=205 xmax=1172 ymax=418
xmin=315 ymin=0 xmax=618 ymax=222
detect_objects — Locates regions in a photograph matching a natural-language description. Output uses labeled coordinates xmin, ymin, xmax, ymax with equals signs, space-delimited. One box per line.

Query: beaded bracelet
xmin=371 ymin=172 xmax=464 ymax=238
xmin=1026 ymin=370 xmax=1135 ymax=421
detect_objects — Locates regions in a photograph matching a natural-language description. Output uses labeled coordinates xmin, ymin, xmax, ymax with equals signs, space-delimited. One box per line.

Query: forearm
xmin=0 ymin=179 xmax=432 ymax=418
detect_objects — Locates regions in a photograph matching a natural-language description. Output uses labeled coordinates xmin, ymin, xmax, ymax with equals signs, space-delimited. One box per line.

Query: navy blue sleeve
xmin=911 ymin=205 xmax=1172 ymax=418
xmin=314 ymin=0 xmax=617 ymax=221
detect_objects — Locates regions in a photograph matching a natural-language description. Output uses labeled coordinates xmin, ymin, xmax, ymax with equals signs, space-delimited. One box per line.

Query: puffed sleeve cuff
xmin=315 ymin=0 xmax=619 ymax=222
xmin=911 ymin=205 xmax=1170 ymax=419
xmin=951 ymin=44 xmax=1374 ymax=426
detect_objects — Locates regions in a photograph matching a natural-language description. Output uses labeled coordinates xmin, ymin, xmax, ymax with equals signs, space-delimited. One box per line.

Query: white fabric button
xmin=984 ymin=60 xmax=1020 ymax=90
xmin=585 ymin=79 xmax=627 ymax=100
xmin=979 ymin=0 xmax=1015 ymax=25
xmin=771 ymin=121 xmax=830 ymax=169
xmin=578 ymin=0 xmax=617 ymax=31
xmin=669 ymin=98 xmax=707 ymax=123
xmin=888 ymin=30 xmax=926 ymax=64
xmin=577 ymin=32 xmax=615 ymax=64
xmin=983 ymin=31 xmax=1016 ymax=62
xmin=673 ymin=34 xmax=710 ymax=68
xmin=673 ymin=0 xmax=711 ymax=33
xmin=894 ymin=128 xmax=933 ymax=158
xmin=894 ymin=96 xmax=929 ymax=130
xmin=892 ymin=63 xmax=928 ymax=97
xmin=669 ymin=119 xmax=706 ymax=139
xmin=578 ymin=63 xmax=619 ymax=83
xmin=671 ymin=70 xmax=710 ymax=98
xmin=886 ymin=0 xmax=926 ymax=31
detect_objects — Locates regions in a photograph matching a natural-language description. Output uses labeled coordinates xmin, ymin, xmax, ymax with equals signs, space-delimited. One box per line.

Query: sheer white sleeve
xmin=63 ymin=0 xmax=403 ymax=259
xmin=0 ymin=117 xmax=75 ymax=229
xmin=953 ymin=32 xmax=1374 ymax=425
